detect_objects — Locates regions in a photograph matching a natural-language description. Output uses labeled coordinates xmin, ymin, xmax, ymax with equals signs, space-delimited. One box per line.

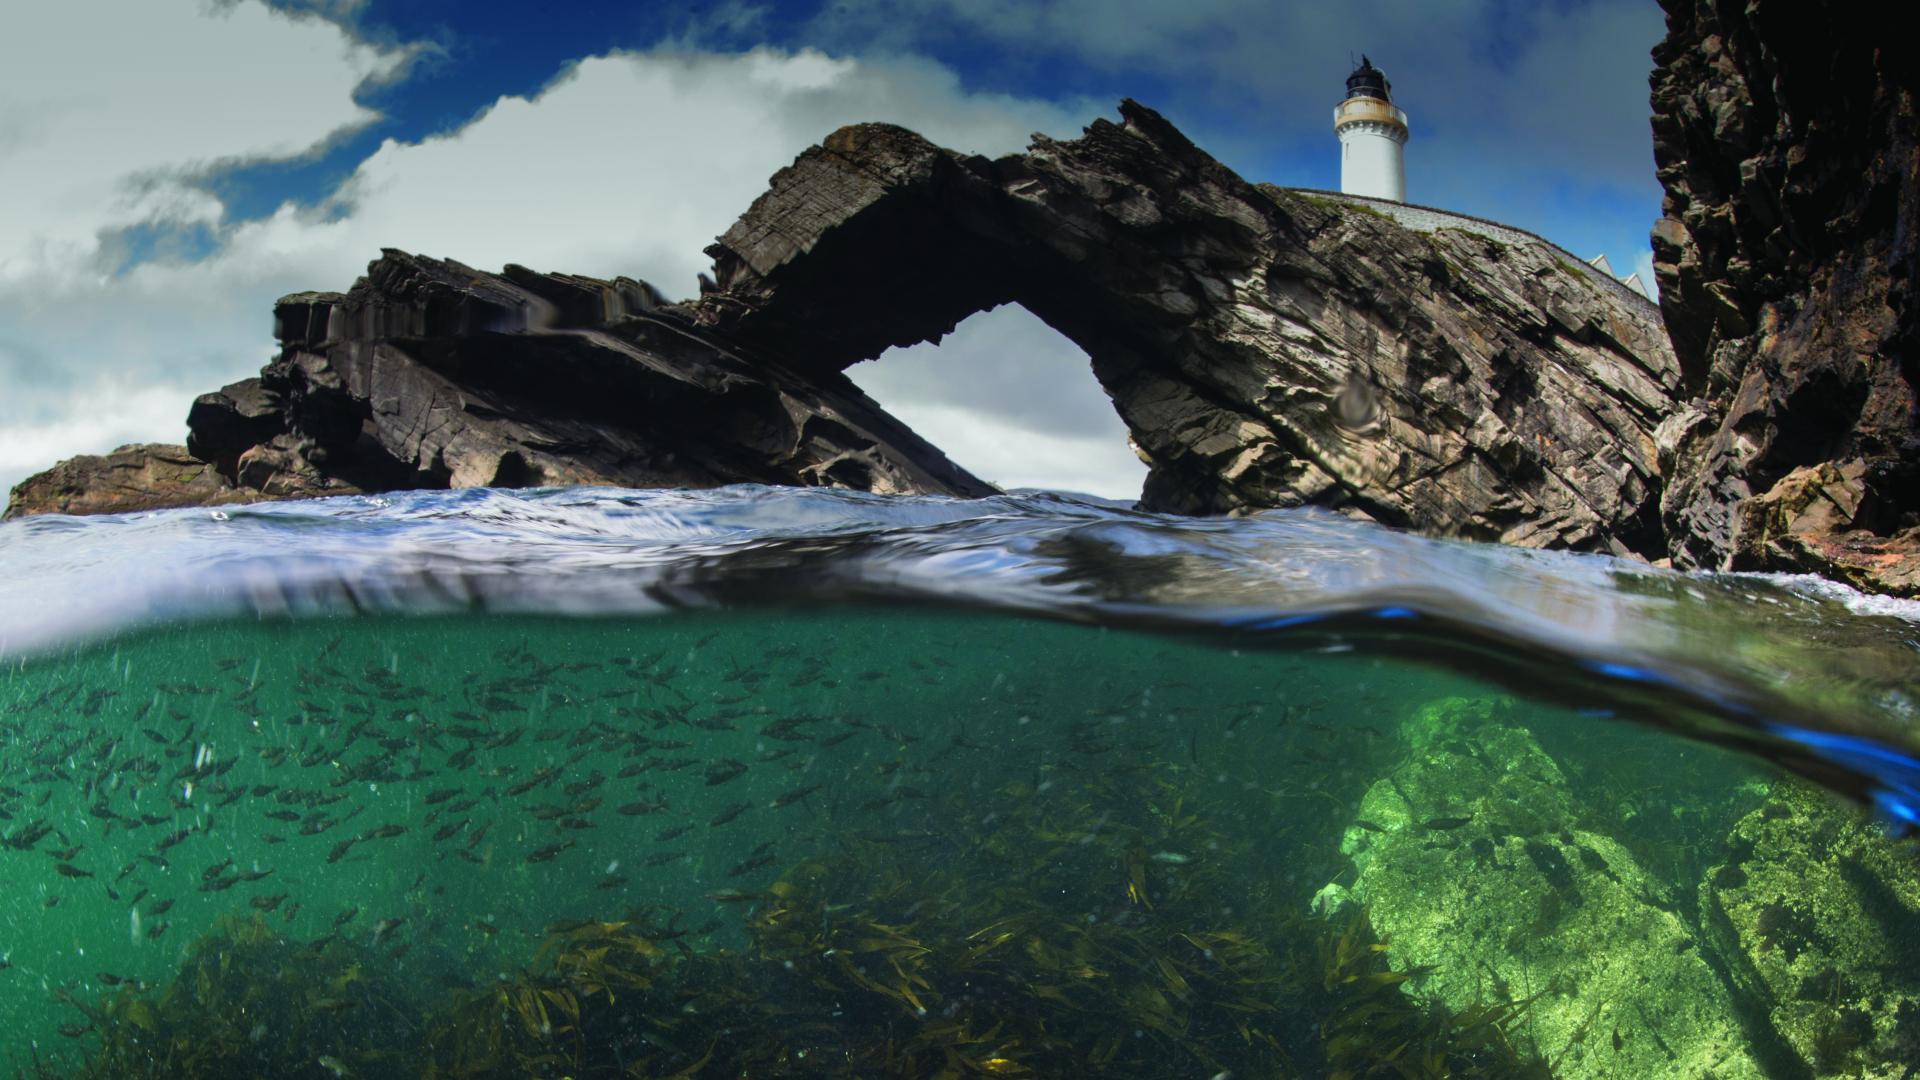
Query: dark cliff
xmin=1651 ymin=0 xmax=1919 ymax=594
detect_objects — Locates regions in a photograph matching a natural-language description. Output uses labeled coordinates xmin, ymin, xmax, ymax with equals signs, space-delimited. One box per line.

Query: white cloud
xmin=0 ymin=23 xmax=1114 ymax=499
xmin=849 ymin=304 xmax=1146 ymax=500
xmin=223 ymin=46 xmax=1094 ymax=292
xmin=864 ymin=399 xmax=1144 ymax=500
xmin=0 ymin=382 xmax=193 ymax=481
xmin=0 ymin=0 xmax=414 ymax=286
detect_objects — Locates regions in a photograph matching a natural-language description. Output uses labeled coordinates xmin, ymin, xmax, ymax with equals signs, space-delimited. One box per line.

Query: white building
xmin=1335 ymin=56 xmax=1408 ymax=202
xmin=1587 ymin=254 xmax=1654 ymax=300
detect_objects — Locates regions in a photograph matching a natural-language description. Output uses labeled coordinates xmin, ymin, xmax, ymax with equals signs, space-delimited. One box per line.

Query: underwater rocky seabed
xmin=0 ymin=489 xmax=1917 ymax=1078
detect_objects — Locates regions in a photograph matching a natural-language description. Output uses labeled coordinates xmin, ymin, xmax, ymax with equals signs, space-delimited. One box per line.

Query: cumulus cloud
xmin=0 ymin=0 xmax=414 ymax=286
xmin=0 ymin=8 xmax=1148 ymax=499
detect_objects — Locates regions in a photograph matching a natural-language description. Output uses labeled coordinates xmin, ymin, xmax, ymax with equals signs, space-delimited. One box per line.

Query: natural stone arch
xmin=696 ymin=102 xmax=1681 ymax=556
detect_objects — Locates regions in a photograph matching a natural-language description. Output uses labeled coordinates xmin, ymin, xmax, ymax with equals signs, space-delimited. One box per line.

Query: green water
xmin=1 ymin=609 xmax=1913 ymax=1078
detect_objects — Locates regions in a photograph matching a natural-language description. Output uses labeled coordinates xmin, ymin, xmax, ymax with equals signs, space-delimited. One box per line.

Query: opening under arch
xmin=845 ymin=303 xmax=1148 ymax=503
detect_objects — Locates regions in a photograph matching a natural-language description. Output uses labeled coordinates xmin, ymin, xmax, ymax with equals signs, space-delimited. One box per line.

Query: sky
xmin=0 ymin=0 xmax=1669 ymax=502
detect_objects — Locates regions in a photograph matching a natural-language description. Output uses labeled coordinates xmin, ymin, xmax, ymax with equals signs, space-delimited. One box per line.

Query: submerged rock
xmin=1337 ymin=697 xmax=1767 ymax=1078
xmin=1701 ymin=782 xmax=1920 ymax=1077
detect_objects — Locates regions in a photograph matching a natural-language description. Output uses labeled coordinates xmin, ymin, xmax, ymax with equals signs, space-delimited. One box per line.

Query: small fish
xmin=727 ymin=852 xmax=777 ymax=877
xmin=525 ymin=840 xmax=575 ymax=864
xmin=1353 ymin=819 xmax=1387 ymax=833
xmin=709 ymin=801 xmax=752 ymax=827
xmin=55 ymin=863 xmax=93 ymax=879
xmin=771 ymin=784 xmax=822 ymax=809
xmin=654 ymin=823 xmax=694 ymax=843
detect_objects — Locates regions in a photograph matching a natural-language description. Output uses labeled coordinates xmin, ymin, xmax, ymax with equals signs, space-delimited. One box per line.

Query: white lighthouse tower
xmin=1334 ymin=56 xmax=1408 ymax=202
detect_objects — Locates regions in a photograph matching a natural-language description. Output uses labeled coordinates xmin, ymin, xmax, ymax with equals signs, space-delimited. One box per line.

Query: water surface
xmin=1 ymin=487 xmax=1915 ymax=1077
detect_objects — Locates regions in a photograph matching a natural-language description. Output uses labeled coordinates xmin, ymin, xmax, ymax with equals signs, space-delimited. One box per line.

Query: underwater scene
xmin=2 ymin=487 xmax=1918 ymax=1079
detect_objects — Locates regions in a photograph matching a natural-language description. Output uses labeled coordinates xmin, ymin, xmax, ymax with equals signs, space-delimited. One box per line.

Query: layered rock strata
xmin=1650 ymin=0 xmax=1919 ymax=594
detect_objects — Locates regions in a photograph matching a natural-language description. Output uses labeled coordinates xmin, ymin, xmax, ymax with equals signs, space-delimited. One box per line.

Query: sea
xmin=1 ymin=485 xmax=1915 ymax=1078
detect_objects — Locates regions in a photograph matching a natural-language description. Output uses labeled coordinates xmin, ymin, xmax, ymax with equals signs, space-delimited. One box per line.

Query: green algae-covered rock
xmin=1701 ymin=781 xmax=1920 ymax=1078
xmin=1332 ymin=696 xmax=1767 ymax=1079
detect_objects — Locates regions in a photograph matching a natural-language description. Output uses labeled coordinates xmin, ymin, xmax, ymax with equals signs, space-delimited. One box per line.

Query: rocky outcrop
xmin=3 ymin=252 xmax=993 ymax=521
xmin=1 ymin=444 xmax=268 ymax=519
xmin=1650 ymin=0 xmax=1920 ymax=593
xmin=698 ymin=108 xmax=1681 ymax=555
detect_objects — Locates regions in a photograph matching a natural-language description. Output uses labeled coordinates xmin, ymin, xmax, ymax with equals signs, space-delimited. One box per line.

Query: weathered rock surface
xmin=3 ymin=252 xmax=993 ymax=521
xmin=1325 ymin=696 xmax=1770 ymax=1078
xmin=1 ymin=444 xmax=268 ymax=519
xmin=1651 ymin=0 xmax=1920 ymax=593
xmin=699 ymin=107 xmax=1682 ymax=555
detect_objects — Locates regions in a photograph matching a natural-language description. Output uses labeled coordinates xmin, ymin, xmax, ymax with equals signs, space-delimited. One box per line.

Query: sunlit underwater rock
xmin=1336 ymin=696 xmax=1769 ymax=1078
xmin=1702 ymin=781 xmax=1920 ymax=1077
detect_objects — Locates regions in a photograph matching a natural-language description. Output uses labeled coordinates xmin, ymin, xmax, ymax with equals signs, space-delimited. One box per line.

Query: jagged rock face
xmin=1651 ymin=0 xmax=1920 ymax=592
xmin=699 ymin=104 xmax=1682 ymax=556
xmin=17 ymin=251 xmax=992 ymax=517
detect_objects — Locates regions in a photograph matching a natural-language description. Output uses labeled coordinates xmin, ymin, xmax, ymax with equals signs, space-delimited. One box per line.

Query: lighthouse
xmin=1334 ymin=56 xmax=1408 ymax=202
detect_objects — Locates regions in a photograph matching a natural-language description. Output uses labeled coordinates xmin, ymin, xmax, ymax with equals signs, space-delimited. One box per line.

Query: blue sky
xmin=0 ymin=0 xmax=1667 ymax=500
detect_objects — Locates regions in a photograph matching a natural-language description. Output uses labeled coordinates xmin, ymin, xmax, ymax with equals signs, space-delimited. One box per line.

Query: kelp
xmin=44 ymin=753 xmax=1548 ymax=1078
xmin=40 ymin=914 xmax=425 ymax=1079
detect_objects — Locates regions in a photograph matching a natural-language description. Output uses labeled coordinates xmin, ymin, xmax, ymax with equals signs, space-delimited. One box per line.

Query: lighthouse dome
xmin=1345 ymin=56 xmax=1392 ymax=102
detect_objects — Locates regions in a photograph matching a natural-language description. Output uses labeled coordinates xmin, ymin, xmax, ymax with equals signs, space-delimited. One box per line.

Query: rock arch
xmin=694 ymin=102 xmax=1681 ymax=555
